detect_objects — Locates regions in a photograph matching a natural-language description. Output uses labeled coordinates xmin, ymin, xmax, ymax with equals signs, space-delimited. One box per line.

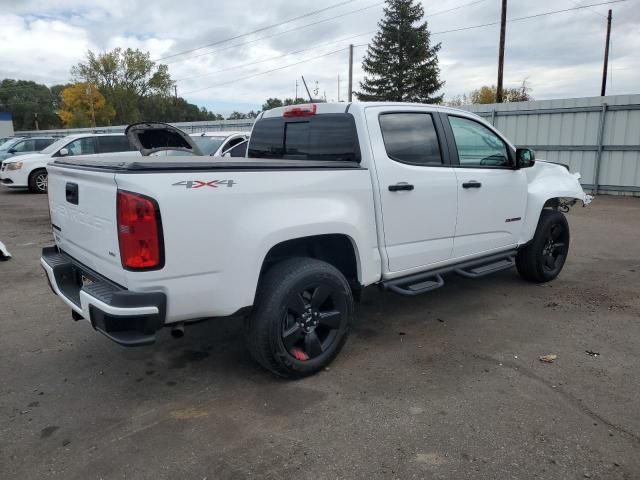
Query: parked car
xmin=41 ymin=103 xmax=591 ymax=378
xmin=152 ymin=131 xmax=249 ymax=157
xmin=0 ymin=136 xmax=56 ymax=163
xmin=221 ymin=138 xmax=249 ymax=157
xmin=0 ymin=133 xmax=138 ymax=193
xmin=192 ymin=131 xmax=249 ymax=156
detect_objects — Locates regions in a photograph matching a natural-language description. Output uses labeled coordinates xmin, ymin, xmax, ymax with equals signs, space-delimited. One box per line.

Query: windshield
xmin=192 ymin=136 xmax=226 ymax=156
xmin=40 ymin=137 xmax=72 ymax=155
xmin=0 ymin=138 xmax=21 ymax=151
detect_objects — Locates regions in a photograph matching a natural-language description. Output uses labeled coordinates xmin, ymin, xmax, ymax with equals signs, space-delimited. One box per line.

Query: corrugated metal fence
xmin=461 ymin=94 xmax=640 ymax=195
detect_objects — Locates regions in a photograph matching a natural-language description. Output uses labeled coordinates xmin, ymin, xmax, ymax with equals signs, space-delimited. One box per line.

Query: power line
xmin=163 ymin=2 xmax=385 ymax=65
xmin=168 ymin=0 xmax=486 ymax=67
xmin=175 ymin=32 xmax=374 ymax=83
xmin=429 ymin=0 xmax=626 ymax=35
xmin=173 ymin=0 xmax=488 ymax=84
xmin=567 ymin=0 xmax=607 ymax=18
xmin=427 ymin=0 xmax=489 ymax=18
xmin=155 ymin=0 xmax=358 ymax=62
xmin=182 ymin=47 xmax=349 ymax=95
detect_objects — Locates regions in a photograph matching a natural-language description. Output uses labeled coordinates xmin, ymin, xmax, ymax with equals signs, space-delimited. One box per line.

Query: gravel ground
xmin=0 ymin=188 xmax=639 ymax=480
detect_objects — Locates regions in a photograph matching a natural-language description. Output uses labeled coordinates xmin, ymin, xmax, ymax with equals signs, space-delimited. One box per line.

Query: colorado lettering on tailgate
xmin=172 ymin=180 xmax=236 ymax=189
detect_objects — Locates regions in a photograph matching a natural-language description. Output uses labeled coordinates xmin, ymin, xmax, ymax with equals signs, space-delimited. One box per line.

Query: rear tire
xmin=246 ymin=257 xmax=352 ymax=378
xmin=28 ymin=169 xmax=48 ymax=194
xmin=516 ymin=210 xmax=570 ymax=283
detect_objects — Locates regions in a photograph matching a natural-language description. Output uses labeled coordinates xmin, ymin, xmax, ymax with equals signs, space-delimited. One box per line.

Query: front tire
xmin=28 ymin=169 xmax=48 ymax=194
xmin=516 ymin=210 xmax=570 ymax=283
xmin=246 ymin=257 xmax=353 ymax=378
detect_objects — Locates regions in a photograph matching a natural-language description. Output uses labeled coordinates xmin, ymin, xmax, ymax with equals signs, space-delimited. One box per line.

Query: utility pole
xmin=301 ymin=75 xmax=313 ymax=101
xmin=496 ymin=0 xmax=507 ymax=103
xmin=348 ymin=44 xmax=354 ymax=102
xmin=34 ymin=113 xmax=39 ymax=131
xmin=174 ymin=85 xmax=178 ymax=105
xmin=601 ymin=9 xmax=612 ymax=96
xmin=295 ymin=79 xmax=299 ymax=100
xmin=338 ymin=74 xmax=341 ymax=102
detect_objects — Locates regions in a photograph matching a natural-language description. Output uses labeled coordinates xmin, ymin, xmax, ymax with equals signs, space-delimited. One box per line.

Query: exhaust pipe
xmin=171 ymin=323 xmax=185 ymax=339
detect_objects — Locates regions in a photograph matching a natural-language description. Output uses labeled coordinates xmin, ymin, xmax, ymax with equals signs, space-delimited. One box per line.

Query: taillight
xmin=117 ymin=190 xmax=163 ymax=270
xmin=283 ymin=103 xmax=317 ymax=117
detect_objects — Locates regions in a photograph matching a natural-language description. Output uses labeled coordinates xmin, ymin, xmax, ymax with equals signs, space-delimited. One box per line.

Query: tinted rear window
xmin=248 ymin=114 xmax=360 ymax=162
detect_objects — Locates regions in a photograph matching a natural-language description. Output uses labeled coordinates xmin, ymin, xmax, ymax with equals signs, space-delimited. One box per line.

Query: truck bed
xmin=51 ymin=156 xmax=363 ymax=172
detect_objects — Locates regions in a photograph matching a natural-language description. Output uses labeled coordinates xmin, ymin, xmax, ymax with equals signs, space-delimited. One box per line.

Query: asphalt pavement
xmin=1 ymin=188 xmax=639 ymax=479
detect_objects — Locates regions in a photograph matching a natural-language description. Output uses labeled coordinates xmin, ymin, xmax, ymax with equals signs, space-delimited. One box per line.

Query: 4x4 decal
xmin=172 ymin=180 xmax=236 ymax=189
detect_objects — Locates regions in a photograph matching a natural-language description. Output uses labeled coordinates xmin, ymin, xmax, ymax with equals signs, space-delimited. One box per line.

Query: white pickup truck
xmin=41 ymin=103 xmax=591 ymax=377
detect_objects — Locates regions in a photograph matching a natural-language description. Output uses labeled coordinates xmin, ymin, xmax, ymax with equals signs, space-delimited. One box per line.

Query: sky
xmin=0 ymin=0 xmax=638 ymax=115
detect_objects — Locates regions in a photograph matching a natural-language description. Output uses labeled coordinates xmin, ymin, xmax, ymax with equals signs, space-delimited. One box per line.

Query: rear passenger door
xmin=366 ymin=107 xmax=458 ymax=274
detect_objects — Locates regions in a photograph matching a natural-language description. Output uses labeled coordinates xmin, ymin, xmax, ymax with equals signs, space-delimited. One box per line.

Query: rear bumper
xmin=41 ymin=246 xmax=166 ymax=346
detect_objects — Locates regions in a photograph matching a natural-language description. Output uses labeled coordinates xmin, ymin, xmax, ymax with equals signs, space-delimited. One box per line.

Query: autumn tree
xmin=58 ymin=82 xmax=115 ymax=128
xmin=469 ymin=81 xmax=533 ymax=104
xmin=358 ymin=0 xmax=443 ymax=103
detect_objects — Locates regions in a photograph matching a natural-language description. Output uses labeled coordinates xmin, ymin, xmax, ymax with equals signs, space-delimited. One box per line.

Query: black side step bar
xmin=383 ymin=250 xmax=517 ymax=297
xmin=455 ymin=257 xmax=515 ymax=278
xmin=386 ymin=274 xmax=444 ymax=296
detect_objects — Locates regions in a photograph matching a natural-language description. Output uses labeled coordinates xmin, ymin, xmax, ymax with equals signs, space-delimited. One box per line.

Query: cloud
xmin=0 ymin=0 xmax=638 ymax=113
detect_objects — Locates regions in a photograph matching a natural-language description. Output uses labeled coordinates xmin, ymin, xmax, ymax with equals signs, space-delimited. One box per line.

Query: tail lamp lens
xmin=117 ymin=190 xmax=163 ymax=269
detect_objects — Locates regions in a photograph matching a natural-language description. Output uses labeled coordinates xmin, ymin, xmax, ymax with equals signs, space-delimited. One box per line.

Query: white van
xmin=0 ymin=133 xmax=139 ymax=193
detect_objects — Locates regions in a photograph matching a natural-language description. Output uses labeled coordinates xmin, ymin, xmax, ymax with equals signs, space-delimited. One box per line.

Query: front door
xmin=366 ymin=107 xmax=458 ymax=273
xmin=443 ymin=114 xmax=528 ymax=258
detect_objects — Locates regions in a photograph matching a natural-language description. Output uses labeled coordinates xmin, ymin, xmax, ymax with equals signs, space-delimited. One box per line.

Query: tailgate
xmin=47 ymin=164 xmax=127 ymax=287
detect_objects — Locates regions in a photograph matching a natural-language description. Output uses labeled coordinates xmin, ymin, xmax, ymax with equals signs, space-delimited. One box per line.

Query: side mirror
xmin=516 ymin=147 xmax=535 ymax=168
xmin=59 ymin=148 xmax=69 ymax=157
xmin=7 ymin=148 xmax=17 ymax=154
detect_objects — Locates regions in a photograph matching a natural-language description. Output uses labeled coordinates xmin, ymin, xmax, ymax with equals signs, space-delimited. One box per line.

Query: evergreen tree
xmin=358 ymin=0 xmax=444 ymax=103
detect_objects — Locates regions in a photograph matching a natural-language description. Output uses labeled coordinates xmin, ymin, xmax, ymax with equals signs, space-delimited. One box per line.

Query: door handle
xmin=388 ymin=183 xmax=414 ymax=192
xmin=462 ymin=181 xmax=482 ymax=189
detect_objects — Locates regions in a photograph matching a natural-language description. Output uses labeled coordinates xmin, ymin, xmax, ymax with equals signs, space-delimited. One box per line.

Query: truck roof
xmin=260 ymin=101 xmax=481 ymax=119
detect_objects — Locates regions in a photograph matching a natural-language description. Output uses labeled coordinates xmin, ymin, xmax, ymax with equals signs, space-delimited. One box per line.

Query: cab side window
xmin=12 ymin=139 xmax=36 ymax=152
xmin=228 ymin=141 xmax=247 ymax=157
xmin=98 ymin=136 xmax=135 ymax=153
xmin=65 ymin=137 xmax=97 ymax=156
xmin=379 ymin=113 xmax=442 ymax=165
xmin=35 ymin=139 xmax=54 ymax=150
xmin=448 ymin=116 xmax=511 ymax=167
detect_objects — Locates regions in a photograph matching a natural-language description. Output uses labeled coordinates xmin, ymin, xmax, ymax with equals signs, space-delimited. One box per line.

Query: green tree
xmin=261 ymin=98 xmax=283 ymax=111
xmin=227 ymin=111 xmax=248 ymax=120
xmin=284 ymin=97 xmax=307 ymax=106
xmin=358 ymin=0 xmax=443 ymax=103
xmin=72 ymin=48 xmax=174 ymax=124
xmin=0 ymin=79 xmax=63 ymax=130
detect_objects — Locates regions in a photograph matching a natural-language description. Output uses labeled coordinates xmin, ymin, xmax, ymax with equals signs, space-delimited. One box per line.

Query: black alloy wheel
xmin=281 ymin=285 xmax=346 ymax=361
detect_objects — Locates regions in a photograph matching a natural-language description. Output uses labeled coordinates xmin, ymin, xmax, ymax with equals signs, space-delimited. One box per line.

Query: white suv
xmin=0 ymin=133 xmax=139 ymax=193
